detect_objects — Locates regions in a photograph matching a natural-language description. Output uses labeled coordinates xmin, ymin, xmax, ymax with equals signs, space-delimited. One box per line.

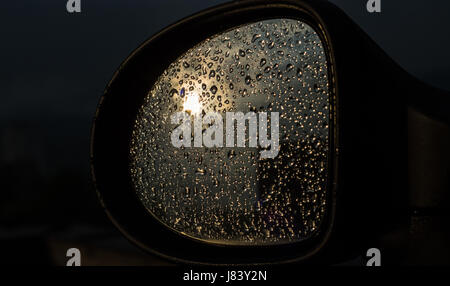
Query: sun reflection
xmin=183 ymin=92 xmax=202 ymax=115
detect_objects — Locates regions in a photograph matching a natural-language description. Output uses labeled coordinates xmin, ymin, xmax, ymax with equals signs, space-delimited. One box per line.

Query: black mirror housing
xmin=91 ymin=0 xmax=447 ymax=265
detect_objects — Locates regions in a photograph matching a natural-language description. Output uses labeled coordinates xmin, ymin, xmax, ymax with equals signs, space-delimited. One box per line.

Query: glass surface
xmin=130 ymin=18 xmax=330 ymax=245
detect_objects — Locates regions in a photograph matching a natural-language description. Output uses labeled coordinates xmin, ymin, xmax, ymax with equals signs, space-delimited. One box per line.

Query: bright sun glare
xmin=183 ymin=93 xmax=202 ymax=115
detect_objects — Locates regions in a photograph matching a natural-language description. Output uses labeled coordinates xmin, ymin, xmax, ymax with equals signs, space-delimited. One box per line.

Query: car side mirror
xmin=91 ymin=0 xmax=450 ymax=265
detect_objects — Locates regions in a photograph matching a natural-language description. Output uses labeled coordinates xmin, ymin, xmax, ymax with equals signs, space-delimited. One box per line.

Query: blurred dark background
xmin=0 ymin=0 xmax=449 ymax=265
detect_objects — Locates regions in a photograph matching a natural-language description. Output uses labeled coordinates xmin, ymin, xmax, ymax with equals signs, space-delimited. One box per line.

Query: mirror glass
xmin=130 ymin=18 xmax=331 ymax=245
